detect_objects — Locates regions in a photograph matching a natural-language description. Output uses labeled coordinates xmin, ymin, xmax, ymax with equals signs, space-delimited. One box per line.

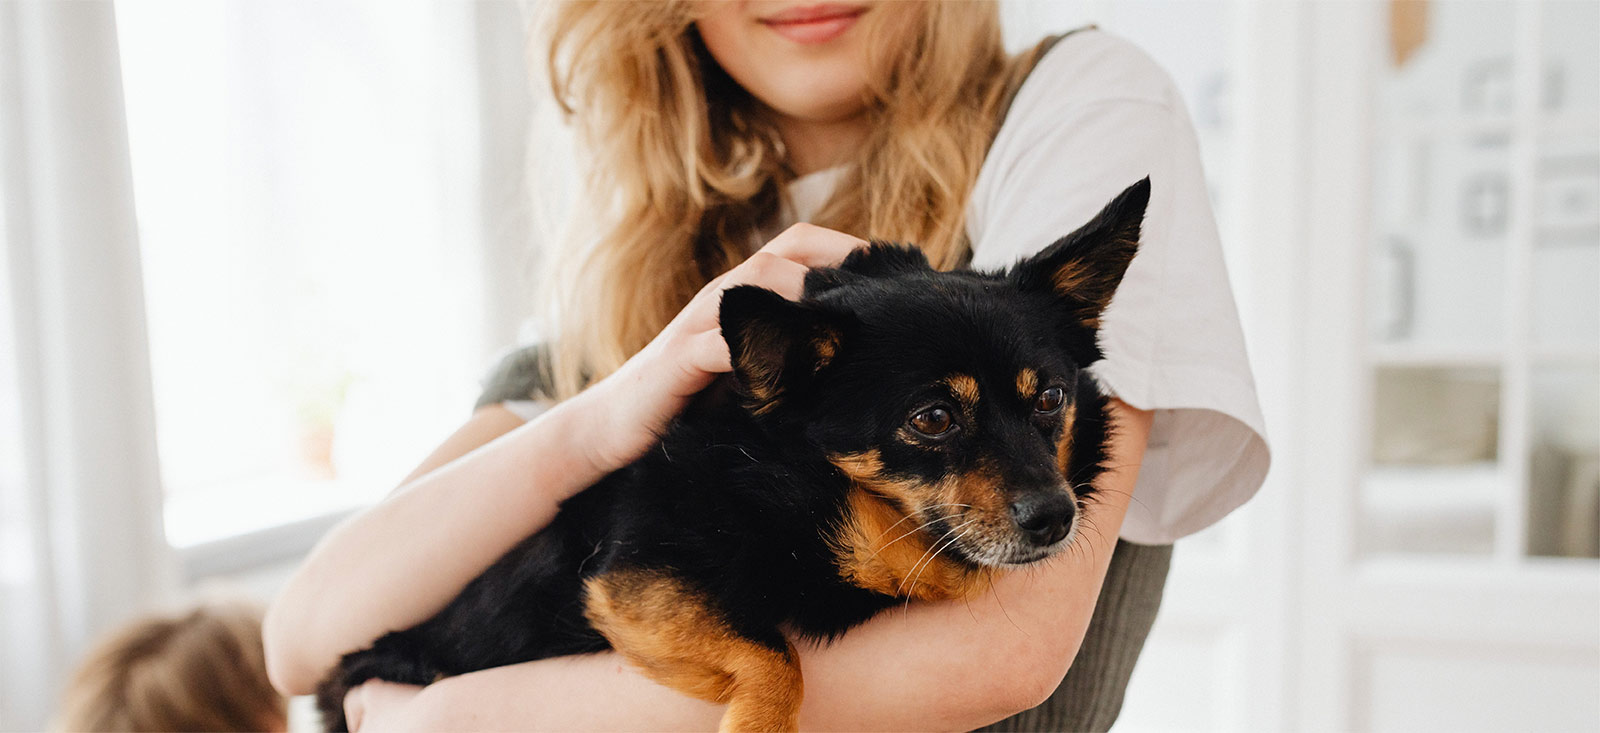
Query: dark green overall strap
xmin=992 ymin=28 xmax=1090 ymax=133
xmin=473 ymin=342 xmax=555 ymax=410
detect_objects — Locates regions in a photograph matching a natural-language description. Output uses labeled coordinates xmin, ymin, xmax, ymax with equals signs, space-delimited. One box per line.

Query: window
xmin=115 ymin=1 xmax=529 ymax=553
xmin=1361 ymin=0 xmax=1600 ymax=560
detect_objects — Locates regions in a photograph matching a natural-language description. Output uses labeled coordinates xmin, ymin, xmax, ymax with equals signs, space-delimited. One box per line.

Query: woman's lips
xmin=758 ymin=4 xmax=867 ymax=45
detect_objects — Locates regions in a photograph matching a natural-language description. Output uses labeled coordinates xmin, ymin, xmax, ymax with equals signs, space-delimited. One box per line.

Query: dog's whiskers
xmin=984 ymin=566 xmax=1024 ymax=635
xmin=866 ymin=503 xmax=971 ymax=545
xmin=865 ymin=517 xmax=945 ymax=562
xmin=1086 ymin=486 xmax=1150 ymax=513
xmin=865 ymin=504 xmax=975 ymax=562
xmin=897 ymin=522 xmax=965 ymax=597
xmin=897 ymin=517 xmax=981 ymax=598
xmin=897 ymin=522 xmax=967 ymax=598
xmin=902 ymin=523 xmax=980 ymax=610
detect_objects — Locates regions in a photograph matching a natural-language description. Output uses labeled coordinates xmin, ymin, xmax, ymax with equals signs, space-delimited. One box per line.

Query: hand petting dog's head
xmin=720 ymin=178 xmax=1148 ymax=568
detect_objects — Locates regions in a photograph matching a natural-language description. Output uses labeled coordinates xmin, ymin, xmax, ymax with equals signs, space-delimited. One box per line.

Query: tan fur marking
xmin=831 ymin=449 xmax=883 ymax=478
xmin=1051 ymin=242 xmax=1133 ymax=328
xmin=1054 ymin=402 xmax=1078 ymax=475
xmin=944 ymin=374 xmax=980 ymax=406
xmin=735 ymin=328 xmax=784 ymax=414
xmin=742 ymin=363 xmax=782 ymax=416
xmin=832 ymin=489 xmax=992 ymax=601
xmin=811 ymin=330 xmax=839 ymax=371
xmin=585 ymin=569 xmax=803 ymax=732
xmin=1051 ymin=262 xmax=1093 ymax=296
xmin=940 ymin=461 xmax=1012 ymax=522
xmin=830 ymin=450 xmax=918 ymax=507
xmin=830 ymin=450 xmax=994 ymax=600
xmin=1016 ymin=368 xmax=1039 ymax=400
xmin=751 ymin=396 xmax=782 ymax=417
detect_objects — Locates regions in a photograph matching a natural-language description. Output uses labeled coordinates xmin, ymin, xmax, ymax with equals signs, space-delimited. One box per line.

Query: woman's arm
xmin=395 ymin=404 xmax=528 ymax=486
xmin=262 ymin=395 xmax=611 ymax=694
xmin=262 ymin=225 xmax=866 ymax=695
xmin=367 ymin=401 xmax=1151 ymax=732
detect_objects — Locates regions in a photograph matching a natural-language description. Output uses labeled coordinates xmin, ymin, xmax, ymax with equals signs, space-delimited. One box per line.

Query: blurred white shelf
xmin=1529 ymin=347 xmax=1600 ymax=366
xmin=164 ymin=476 xmax=380 ymax=549
xmin=1356 ymin=552 xmax=1600 ymax=591
xmin=1369 ymin=342 xmax=1599 ymax=368
xmin=166 ymin=476 xmax=389 ymax=581
xmin=1377 ymin=114 xmax=1600 ymax=141
xmin=1362 ymin=461 xmax=1502 ymax=515
xmin=1369 ymin=343 xmax=1503 ymax=368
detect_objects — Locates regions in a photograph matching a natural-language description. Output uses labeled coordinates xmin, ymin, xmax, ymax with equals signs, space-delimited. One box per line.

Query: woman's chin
xmin=759 ymin=75 xmax=873 ymax=126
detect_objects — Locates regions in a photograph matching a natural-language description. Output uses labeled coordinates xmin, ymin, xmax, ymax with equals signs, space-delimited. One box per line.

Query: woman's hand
xmin=343 ymin=680 xmax=424 ymax=732
xmin=571 ymin=223 xmax=865 ymax=473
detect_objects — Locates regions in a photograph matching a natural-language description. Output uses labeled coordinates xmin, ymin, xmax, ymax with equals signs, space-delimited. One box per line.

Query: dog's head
xmin=719 ymin=178 xmax=1147 ymax=570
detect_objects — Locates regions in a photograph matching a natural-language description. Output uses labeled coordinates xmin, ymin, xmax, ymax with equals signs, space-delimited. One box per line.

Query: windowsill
xmin=174 ymin=508 xmax=354 ymax=582
xmin=167 ymin=477 xmax=386 ymax=581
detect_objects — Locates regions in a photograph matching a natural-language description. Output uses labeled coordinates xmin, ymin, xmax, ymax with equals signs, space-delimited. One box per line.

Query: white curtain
xmin=0 ymin=2 xmax=175 ymax=729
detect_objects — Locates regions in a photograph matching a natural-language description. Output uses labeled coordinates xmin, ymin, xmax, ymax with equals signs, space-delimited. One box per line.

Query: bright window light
xmin=116 ymin=1 xmax=492 ymax=548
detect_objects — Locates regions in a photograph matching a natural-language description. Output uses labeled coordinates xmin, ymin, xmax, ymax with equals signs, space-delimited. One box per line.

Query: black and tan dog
xmin=317 ymin=179 xmax=1149 ymax=732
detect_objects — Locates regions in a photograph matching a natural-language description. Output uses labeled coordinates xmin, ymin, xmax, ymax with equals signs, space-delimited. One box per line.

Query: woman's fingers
xmin=709 ymin=249 xmax=810 ymax=298
xmin=761 ymin=222 xmax=867 ymax=268
xmin=658 ymin=223 xmax=868 ymax=383
xmin=689 ymin=224 xmax=863 ymax=317
xmin=678 ymin=251 xmax=811 ymax=334
xmin=346 ymin=680 xmax=425 ymax=732
xmin=673 ymin=224 xmax=865 ymax=343
xmin=575 ymin=225 xmax=864 ymax=472
xmin=730 ymin=250 xmax=812 ymax=299
xmin=685 ymin=328 xmax=732 ymax=375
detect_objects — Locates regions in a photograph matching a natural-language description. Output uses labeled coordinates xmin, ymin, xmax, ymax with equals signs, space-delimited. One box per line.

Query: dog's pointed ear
xmin=836 ymin=242 xmax=930 ymax=278
xmin=719 ymin=286 xmax=844 ymax=414
xmin=802 ymin=267 xmax=858 ymax=295
xmin=802 ymin=243 xmax=930 ymax=296
xmin=1011 ymin=177 xmax=1148 ymax=331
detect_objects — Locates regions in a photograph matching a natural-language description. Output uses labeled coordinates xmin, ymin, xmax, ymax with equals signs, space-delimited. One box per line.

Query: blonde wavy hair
xmin=537 ymin=1 xmax=1024 ymax=399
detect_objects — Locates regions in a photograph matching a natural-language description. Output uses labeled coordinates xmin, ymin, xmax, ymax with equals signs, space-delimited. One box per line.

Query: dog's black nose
xmin=1009 ymin=493 xmax=1075 ymax=546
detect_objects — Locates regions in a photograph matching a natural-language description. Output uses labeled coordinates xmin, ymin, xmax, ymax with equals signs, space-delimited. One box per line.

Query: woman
xmin=264 ymin=2 xmax=1269 ymax=730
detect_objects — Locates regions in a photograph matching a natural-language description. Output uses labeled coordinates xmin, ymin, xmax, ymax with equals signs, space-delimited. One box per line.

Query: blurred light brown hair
xmin=54 ymin=600 xmax=286 ymax=732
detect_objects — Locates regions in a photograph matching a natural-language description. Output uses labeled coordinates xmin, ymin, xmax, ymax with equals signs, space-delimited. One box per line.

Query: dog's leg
xmin=584 ymin=567 xmax=803 ymax=733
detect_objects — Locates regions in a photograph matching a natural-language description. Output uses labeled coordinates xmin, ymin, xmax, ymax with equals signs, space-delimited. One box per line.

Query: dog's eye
xmin=1035 ymin=386 xmax=1065 ymax=414
xmin=909 ymin=407 xmax=957 ymax=438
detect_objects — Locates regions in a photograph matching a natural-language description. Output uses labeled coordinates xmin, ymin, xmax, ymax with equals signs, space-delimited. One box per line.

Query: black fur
xmin=316 ymin=179 xmax=1149 ymax=730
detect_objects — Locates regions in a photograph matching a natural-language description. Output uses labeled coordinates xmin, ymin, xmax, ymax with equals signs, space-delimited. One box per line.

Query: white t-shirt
xmin=504 ymin=29 xmax=1269 ymax=545
xmin=965 ymin=30 xmax=1269 ymax=544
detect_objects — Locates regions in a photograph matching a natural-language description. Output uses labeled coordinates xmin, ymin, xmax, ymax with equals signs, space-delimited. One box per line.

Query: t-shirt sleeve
xmin=967 ymin=30 xmax=1270 ymax=545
